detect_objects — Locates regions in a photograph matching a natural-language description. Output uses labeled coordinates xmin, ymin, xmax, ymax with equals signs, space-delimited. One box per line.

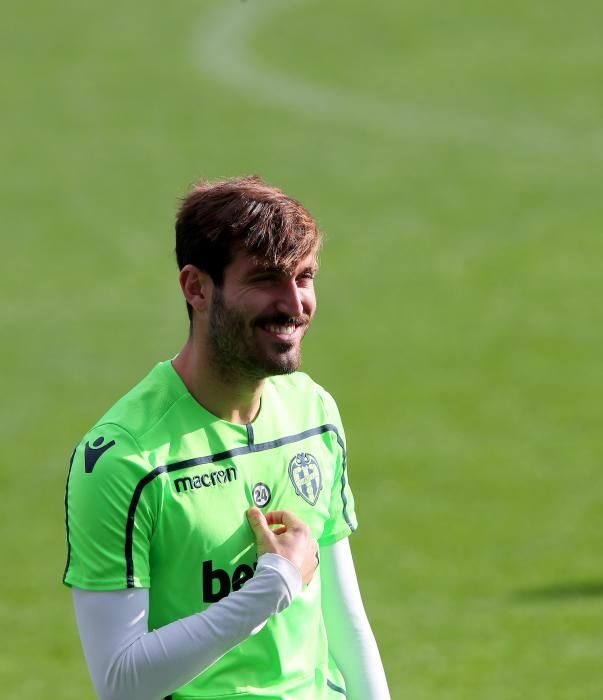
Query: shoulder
xmin=267 ymin=371 xmax=331 ymax=401
xmin=72 ymin=360 xmax=188 ymax=478
xmin=267 ymin=372 xmax=343 ymax=426
xmin=267 ymin=370 xmax=327 ymax=392
xmin=87 ymin=360 xmax=187 ymax=445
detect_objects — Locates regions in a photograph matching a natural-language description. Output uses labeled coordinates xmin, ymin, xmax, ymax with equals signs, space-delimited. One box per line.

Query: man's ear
xmin=179 ymin=265 xmax=213 ymax=315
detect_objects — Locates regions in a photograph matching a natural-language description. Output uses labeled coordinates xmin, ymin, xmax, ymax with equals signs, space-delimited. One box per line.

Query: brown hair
xmin=175 ymin=176 xmax=321 ymax=319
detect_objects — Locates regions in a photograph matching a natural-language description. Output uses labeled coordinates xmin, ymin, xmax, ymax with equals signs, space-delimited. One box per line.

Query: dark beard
xmin=208 ymin=288 xmax=305 ymax=384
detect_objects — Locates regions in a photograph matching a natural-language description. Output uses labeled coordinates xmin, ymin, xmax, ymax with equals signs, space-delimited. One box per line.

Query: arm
xmin=320 ymin=538 xmax=391 ymax=700
xmin=72 ymin=508 xmax=317 ymax=700
xmin=73 ymin=553 xmax=301 ymax=700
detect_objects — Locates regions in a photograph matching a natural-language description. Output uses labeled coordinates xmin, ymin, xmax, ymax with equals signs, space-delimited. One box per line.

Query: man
xmin=64 ymin=176 xmax=391 ymax=700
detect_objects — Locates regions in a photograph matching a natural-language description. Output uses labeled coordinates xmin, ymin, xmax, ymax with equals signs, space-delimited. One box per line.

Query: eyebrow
xmin=246 ymin=263 xmax=319 ymax=278
xmin=244 ymin=266 xmax=282 ymax=279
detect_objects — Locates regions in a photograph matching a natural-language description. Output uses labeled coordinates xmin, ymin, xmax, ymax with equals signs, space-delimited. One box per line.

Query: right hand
xmin=247 ymin=507 xmax=319 ymax=586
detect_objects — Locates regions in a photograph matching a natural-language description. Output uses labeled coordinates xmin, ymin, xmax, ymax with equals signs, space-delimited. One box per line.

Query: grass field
xmin=2 ymin=0 xmax=603 ymax=697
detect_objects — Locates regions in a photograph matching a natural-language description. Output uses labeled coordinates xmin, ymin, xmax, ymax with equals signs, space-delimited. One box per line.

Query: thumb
xmin=247 ymin=507 xmax=272 ymax=542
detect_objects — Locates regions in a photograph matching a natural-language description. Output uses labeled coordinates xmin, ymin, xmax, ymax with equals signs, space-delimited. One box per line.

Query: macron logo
xmin=84 ymin=437 xmax=116 ymax=473
xmin=174 ymin=466 xmax=238 ymax=494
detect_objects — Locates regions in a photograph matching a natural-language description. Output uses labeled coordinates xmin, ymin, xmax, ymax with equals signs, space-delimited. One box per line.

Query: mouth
xmin=257 ymin=319 xmax=306 ymax=342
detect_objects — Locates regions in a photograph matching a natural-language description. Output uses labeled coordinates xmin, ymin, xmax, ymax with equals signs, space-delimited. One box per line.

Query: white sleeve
xmin=320 ymin=538 xmax=391 ymax=700
xmin=72 ymin=553 xmax=302 ymax=700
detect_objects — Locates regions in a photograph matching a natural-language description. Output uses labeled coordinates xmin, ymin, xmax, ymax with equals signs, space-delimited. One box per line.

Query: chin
xmin=262 ymin=350 xmax=301 ymax=376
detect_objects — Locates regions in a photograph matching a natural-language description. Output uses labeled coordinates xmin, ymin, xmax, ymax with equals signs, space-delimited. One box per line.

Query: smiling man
xmin=63 ymin=176 xmax=391 ymax=700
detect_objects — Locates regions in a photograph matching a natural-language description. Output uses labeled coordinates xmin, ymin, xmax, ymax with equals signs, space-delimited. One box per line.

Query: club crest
xmin=288 ymin=453 xmax=322 ymax=506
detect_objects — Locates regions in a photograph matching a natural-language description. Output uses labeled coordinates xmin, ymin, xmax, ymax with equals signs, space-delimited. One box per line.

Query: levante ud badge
xmin=288 ymin=453 xmax=322 ymax=506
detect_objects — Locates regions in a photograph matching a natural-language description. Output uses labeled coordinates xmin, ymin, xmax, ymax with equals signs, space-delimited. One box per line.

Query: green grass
xmin=2 ymin=0 xmax=603 ymax=697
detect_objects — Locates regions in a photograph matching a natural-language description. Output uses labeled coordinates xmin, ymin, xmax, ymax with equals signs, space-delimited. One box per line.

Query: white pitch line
xmin=196 ymin=0 xmax=603 ymax=158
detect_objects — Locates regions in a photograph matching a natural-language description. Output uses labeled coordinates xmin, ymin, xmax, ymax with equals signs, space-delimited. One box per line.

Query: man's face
xmin=207 ymin=250 xmax=318 ymax=383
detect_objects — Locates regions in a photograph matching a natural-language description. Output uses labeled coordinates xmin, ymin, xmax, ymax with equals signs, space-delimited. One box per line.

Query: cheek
xmin=303 ymin=290 xmax=317 ymax=317
xmin=224 ymin=289 xmax=268 ymax=316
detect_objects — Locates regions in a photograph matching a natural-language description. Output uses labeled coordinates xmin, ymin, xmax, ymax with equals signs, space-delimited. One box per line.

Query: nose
xmin=275 ymin=279 xmax=304 ymax=318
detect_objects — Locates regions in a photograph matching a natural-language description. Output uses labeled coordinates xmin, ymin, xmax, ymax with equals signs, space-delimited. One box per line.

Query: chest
xmin=148 ymin=432 xmax=340 ymax=586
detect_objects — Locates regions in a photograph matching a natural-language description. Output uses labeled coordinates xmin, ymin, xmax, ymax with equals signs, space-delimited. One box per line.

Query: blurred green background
xmin=2 ymin=0 xmax=602 ymax=697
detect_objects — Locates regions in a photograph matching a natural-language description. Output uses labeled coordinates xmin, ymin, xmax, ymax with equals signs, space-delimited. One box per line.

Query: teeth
xmin=266 ymin=324 xmax=296 ymax=335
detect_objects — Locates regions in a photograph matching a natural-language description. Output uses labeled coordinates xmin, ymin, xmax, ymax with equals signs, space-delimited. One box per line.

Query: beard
xmin=208 ymin=287 xmax=309 ymax=384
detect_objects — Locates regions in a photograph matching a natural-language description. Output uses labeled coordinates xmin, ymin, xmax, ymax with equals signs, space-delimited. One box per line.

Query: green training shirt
xmin=64 ymin=360 xmax=357 ymax=699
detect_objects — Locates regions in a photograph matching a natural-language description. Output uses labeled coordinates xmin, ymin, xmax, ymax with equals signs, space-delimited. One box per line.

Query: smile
xmin=258 ymin=322 xmax=304 ymax=341
xmin=264 ymin=324 xmax=296 ymax=335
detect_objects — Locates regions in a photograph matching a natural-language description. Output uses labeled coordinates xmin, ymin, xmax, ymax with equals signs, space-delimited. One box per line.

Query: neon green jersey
xmin=63 ymin=360 xmax=357 ymax=699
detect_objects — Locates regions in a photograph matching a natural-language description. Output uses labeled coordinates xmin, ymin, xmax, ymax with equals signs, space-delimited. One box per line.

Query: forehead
xmin=226 ymin=249 xmax=319 ymax=279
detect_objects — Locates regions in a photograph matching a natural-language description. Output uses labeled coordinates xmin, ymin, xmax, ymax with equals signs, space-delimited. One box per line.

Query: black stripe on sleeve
xmin=333 ymin=431 xmax=356 ymax=534
xmin=62 ymin=445 xmax=78 ymax=584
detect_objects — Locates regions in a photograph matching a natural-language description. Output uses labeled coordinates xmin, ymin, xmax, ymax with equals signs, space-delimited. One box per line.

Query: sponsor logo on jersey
xmin=252 ymin=482 xmax=272 ymax=508
xmin=288 ymin=452 xmax=322 ymax=506
xmin=174 ymin=466 xmax=237 ymax=494
xmin=202 ymin=559 xmax=257 ymax=603
xmin=84 ymin=436 xmax=116 ymax=473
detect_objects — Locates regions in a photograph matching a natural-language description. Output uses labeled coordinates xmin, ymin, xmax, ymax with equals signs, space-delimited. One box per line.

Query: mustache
xmin=253 ymin=314 xmax=311 ymax=328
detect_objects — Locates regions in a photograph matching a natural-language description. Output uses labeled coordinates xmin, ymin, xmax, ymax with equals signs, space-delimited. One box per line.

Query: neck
xmin=172 ymin=338 xmax=264 ymax=425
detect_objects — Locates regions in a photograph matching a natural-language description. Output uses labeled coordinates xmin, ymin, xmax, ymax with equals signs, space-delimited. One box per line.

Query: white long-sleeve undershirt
xmin=320 ymin=538 xmax=391 ymax=700
xmin=72 ymin=539 xmax=390 ymax=700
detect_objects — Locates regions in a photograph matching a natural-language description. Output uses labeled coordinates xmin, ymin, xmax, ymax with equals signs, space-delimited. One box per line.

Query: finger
xmin=271 ymin=526 xmax=287 ymax=536
xmin=265 ymin=510 xmax=305 ymax=531
xmin=247 ymin=507 xmax=274 ymax=540
xmin=263 ymin=510 xmax=288 ymax=526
